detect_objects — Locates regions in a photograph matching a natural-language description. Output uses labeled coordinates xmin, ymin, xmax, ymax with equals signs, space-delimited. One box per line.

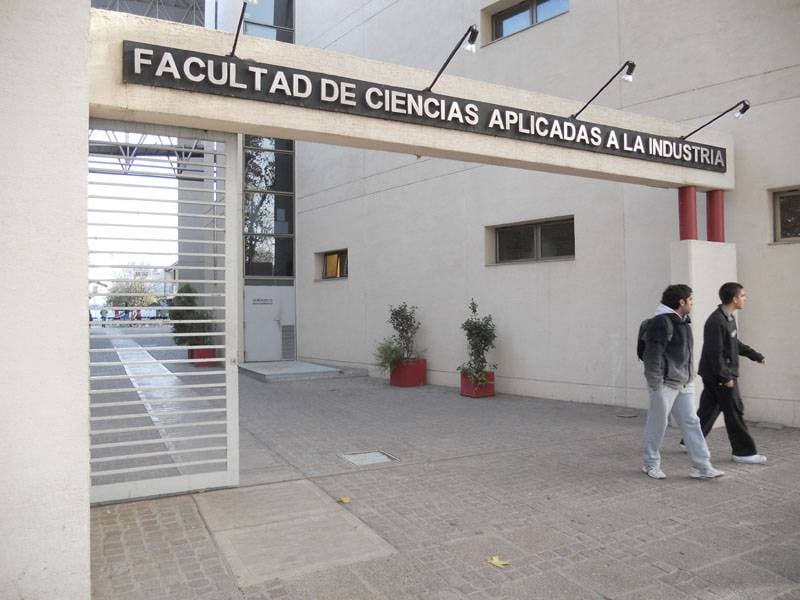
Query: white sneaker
xmin=642 ymin=465 xmax=666 ymax=479
xmin=689 ymin=466 xmax=725 ymax=479
xmin=732 ymin=454 xmax=767 ymax=464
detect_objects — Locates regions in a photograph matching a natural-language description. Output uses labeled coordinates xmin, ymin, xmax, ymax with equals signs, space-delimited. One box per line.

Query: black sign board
xmin=123 ymin=41 xmax=726 ymax=173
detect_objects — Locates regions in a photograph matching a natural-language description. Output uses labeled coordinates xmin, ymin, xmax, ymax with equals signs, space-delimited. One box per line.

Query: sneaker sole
xmin=690 ymin=471 xmax=725 ymax=479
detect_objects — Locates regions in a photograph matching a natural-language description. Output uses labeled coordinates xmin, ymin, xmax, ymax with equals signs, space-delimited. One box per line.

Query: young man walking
xmin=697 ymin=282 xmax=767 ymax=464
xmin=642 ymin=284 xmax=724 ymax=479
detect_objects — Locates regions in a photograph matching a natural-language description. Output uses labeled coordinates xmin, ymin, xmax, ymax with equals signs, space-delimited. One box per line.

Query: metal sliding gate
xmin=88 ymin=121 xmax=239 ymax=503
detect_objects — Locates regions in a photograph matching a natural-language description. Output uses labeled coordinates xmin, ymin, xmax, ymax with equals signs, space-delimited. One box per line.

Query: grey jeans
xmin=643 ymin=383 xmax=712 ymax=470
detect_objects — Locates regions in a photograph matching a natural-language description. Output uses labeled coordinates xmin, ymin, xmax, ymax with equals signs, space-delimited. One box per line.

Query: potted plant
xmin=374 ymin=302 xmax=426 ymax=386
xmin=458 ymin=299 xmax=497 ymax=397
xmin=169 ymin=283 xmax=216 ymax=366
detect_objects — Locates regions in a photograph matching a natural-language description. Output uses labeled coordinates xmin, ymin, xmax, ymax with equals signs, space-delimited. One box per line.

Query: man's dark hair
xmin=661 ymin=284 xmax=693 ymax=309
xmin=719 ymin=282 xmax=744 ymax=304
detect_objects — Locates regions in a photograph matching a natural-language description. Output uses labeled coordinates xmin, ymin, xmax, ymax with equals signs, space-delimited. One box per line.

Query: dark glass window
xmin=322 ymin=250 xmax=348 ymax=279
xmin=491 ymin=0 xmax=568 ymax=40
xmin=496 ymin=218 xmax=574 ymax=262
xmin=244 ymin=136 xmax=294 ymax=152
xmin=775 ymin=190 xmax=800 ymax=241
xmin=540 ymin=219 xmax=575 ymax=258
xmin=244 ymin=193 xmax=293 ymax=235
xmin=497 ymin=223 xmax=536 ymax=262
xmin=244 ymin=150 xmax=294 ymax=193
xmin=244 ymin=0 xmax=294 ymax=43
xmin=244 ymin=0 xmax=294 ymax=28
xmin=245 ymin=235 xmax=293 ymax=277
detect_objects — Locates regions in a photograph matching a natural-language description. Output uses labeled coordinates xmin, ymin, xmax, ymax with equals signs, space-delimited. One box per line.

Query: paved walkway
xmin=92 ymin=375 xmax=800 ymax=599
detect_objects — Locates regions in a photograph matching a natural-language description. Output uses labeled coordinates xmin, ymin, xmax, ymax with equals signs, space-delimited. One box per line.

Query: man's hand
xmin=722 ymin=380 xmax=734 ymax=388
xmin=759 ymin=358 xmax=766 ymax=365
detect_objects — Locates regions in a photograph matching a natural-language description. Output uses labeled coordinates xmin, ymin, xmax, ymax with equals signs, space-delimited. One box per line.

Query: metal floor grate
xmin=341 ymin=451 xmax=398 ymax=466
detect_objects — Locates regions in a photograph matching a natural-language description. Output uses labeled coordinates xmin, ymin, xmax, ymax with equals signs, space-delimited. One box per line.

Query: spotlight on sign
xmin=681 ymin=99 xmax=751 ymax=140
xmin=570 ymin=60 xmax=637 ymax=120
xmin=229 ymin=0 xmax=258 ymax=58
xmin=424 ymin=25 xmax=479 ymax=93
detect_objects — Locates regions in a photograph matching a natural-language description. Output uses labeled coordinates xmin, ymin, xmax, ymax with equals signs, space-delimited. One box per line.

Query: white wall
xmin=0 ymin=1 xmax=91 ymax=598
xmin=295 ymin=0 xmax=800 ymax=424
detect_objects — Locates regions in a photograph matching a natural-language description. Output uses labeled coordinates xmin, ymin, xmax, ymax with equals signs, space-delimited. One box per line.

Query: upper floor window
xmin=774 ymin=189 xmax=800 ymax=242
xmin=493 ymin=217 xmax=574 ymax=263
xmin=244 ymin=0 xmax=295 ymax=43
xmin=491 ymin=0 xmax=568 ymax=41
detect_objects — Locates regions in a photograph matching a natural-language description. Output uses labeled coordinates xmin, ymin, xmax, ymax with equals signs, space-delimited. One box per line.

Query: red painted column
xmin=678 ymin=186 xmax=698 ymax=240
xmin=706 ymin=190 xmax=725 ymax=242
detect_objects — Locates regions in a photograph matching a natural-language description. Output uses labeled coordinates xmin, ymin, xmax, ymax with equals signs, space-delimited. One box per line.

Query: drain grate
xmin=341 ymin=451 xmax=398 ymax=466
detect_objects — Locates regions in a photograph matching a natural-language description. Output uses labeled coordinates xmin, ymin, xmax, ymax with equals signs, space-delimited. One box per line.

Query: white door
xmin=88 ymin=121 xmax=239 ymax=503
xmin=244 ymin=285 xmax=296 ymax=361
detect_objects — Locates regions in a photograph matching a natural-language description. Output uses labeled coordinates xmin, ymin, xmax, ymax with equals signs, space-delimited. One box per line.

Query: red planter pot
xmin=389 ymin=358 xmax=427 ymax=387
xmin=188 ymin=347 xmax=218 ymax=367
xmin=460 ymin=371 xmax=495 ymax=398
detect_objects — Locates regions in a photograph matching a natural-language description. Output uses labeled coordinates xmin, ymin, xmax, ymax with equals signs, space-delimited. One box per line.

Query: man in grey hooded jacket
xmin=641 ymin=284 xmax=724 ymax=480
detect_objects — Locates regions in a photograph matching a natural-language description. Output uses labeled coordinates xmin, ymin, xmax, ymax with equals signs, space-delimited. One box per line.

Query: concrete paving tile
xmin=214 ymin=508 xmax=395 ymax=586
xmin=616 ymin=581 xmax=693 ymax=599
xmin=741 ymin=543 xmax=800 ymax=584
xmin=640 ymin=534 xmax=730 ymax=571
xmin=499 ymin=571 xmax=602 ymax=599
xmin=195 ymin=479 xmax=338 ymax=531
xmin=692 ymin=558 xmax=797 ymax=599
xmin=559 ymin=557 xmax=663 ymax=598
xmin=499 ymin=522 xmax=576 ymax=554
xmin=282 ymin=565 xmax=376 ymax=600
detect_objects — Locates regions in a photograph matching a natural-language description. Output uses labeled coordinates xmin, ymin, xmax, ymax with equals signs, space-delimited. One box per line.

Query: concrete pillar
xmin=0 ymin=1 xmax=91 ymax=598
xmin=670 ymin=240 xmax=737 ymax=416
xmin=707 ymin=190 xmax=725 ymax=242
xmin=678 ymin=186 xmax=698 ymax=240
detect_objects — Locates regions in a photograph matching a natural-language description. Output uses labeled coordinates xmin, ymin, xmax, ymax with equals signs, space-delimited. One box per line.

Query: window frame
xmin=321 ymin=249 xmax=349 ymax=280
xmin=773 ymin=188 xmax=800 ymax=243
xmin=489 ymin=0 xmax=569 ymax=42
xmin=492 ymin=216 xmax=575 ymax=264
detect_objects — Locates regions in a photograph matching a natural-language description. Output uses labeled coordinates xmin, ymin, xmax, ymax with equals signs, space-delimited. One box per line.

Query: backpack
xmin=636 ymin=315 xmax=673 ymax=361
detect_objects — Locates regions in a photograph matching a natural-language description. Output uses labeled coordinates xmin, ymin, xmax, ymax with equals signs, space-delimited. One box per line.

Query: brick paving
xmin=92 ymin=375 xmax=800 ymax=599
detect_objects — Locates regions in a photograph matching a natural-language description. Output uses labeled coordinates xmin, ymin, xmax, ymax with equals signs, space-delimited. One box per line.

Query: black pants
xmin=697 ymin=378 xmax=757 ymax=457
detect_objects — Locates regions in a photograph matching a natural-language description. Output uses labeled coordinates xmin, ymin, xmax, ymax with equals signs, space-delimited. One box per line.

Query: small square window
xmin=322 ymin=250 xmax=348 ymax=279
xmin=774 ymin=189 xmax=800 ymax=242
xmin=494 ymin=217 xmax=574 ymax=263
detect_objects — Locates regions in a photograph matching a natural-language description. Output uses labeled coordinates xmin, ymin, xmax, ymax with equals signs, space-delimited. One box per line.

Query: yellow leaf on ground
xmin=487 ymin=555 xmax=510 ymax=568
xmin=337 ymin=496 xmax=351 ymax=504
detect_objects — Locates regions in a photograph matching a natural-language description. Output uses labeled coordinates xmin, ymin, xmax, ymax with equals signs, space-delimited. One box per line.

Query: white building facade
xmin=292 ymin=0 xmax=800 ymax=425
xmin=1 ymin=1 xmax=798 ymax=597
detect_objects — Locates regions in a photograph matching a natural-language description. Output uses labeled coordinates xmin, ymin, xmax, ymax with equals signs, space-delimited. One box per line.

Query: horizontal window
xmin=494 ymin=217 xmax=574 ymax=263
xmin=774 ymin=189 xmax=800 ymax=242
xmin=321 ymin=250 xmax=348 ymax=279
xmin=490 ymin=0 xmax=568 ymax=41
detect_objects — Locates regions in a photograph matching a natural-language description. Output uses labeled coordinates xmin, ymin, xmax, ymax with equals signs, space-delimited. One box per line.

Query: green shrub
xmin=457 ymin=299 xmax=497 ymax=384
xmin=374 ymin=336 xmax=405 ymax=371
xmin=168 ymin=284 xmax=209 ymax=346
xmin=388 ymin=302 xmax=421 ymax=359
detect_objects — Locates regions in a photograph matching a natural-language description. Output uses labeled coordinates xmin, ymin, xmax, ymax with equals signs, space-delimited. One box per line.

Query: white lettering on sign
xmin=123 ymin=41 xmax=728 ymax=173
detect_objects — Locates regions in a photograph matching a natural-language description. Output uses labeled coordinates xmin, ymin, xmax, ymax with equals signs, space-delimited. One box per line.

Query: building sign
xmin=123 ymin=41 xmax=726 ymax=173
xmin=252 ymin=298 xmax=273 ymax=305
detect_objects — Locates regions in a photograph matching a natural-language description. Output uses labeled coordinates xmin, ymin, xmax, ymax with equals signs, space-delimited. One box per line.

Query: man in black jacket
xmin=697 ymin=282 xmax=767 ymax=464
